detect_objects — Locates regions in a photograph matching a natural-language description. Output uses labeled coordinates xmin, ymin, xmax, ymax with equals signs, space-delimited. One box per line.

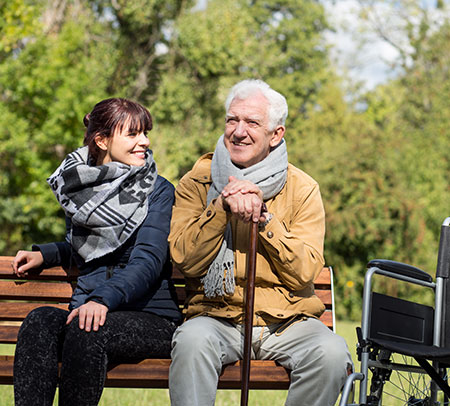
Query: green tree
xmin=0 ymin=1 xmax=116 ymax=253
xmin=102 ymin=0 xmax=192 ymax=101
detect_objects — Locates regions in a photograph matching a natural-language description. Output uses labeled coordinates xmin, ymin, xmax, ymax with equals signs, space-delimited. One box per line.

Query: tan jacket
xmin=169 ymin=153 xmax=326 ymax=326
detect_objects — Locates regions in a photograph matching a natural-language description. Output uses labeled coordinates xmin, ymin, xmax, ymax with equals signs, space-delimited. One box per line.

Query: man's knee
xmin=326 ymin=333 xmax=351 ymax=362
xmin=309 ymin=332 xmax=352 ymax=373
xmin=171 ymin=319 xmax=222 ymax=361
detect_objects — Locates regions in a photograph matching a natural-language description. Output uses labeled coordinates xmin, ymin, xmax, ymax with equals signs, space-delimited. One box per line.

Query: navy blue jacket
xmin=34 ymin=175 xmax=182 ymax=323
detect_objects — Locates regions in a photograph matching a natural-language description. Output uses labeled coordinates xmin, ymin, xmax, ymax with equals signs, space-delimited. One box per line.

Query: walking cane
xmin=240 ymin=220 xmax=259 ymax=406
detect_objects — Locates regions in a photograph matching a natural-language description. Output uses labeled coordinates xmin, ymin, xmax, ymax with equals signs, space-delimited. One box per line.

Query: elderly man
xmin=168 ymin=79 xmax=352 ymax=406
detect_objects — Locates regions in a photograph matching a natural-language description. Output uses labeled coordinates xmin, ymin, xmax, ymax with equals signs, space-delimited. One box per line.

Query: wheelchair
xmin=340 ymin=216 xmax=450 ymax=406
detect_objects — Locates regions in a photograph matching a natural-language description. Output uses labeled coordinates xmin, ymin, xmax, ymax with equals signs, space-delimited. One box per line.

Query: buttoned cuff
xmin=259 ymin=215 xmax=283 ymax=244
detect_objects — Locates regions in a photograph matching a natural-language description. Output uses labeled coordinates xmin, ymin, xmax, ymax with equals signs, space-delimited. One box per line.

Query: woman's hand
xmin=66 ymin=301 xmax=109 ymax=332
xmin=12 ymin=250 xmax=44 ymax=277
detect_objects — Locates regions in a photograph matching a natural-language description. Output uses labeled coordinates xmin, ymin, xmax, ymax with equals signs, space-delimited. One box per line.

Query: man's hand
xmin=218 ymin=176 xmax=266 ymax=223
xmin=66 ymin=301 xmax=108 ymax=332
xmin=12 ymin=250 xmax=44 ymax=277
xmin=221 ymin=176 xmax=263 ymax=200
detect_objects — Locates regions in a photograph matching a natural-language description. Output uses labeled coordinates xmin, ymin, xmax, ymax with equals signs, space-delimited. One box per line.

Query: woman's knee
xmin=26 ymin=306 xmax=66 ymax=324
xmin=19 ymin=306 xmax=67 ymax=336
xmin=64 ymin=317 xmax=104 ymax=351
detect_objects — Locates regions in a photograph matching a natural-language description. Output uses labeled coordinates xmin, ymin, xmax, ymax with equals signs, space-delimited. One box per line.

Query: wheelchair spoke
xmin=368 ymin=353 xmax=449 ymax=406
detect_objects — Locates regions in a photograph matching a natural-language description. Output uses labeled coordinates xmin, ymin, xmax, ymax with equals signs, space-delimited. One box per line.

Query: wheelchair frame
xmin=340 ymin=216 xmax=450 ymax=406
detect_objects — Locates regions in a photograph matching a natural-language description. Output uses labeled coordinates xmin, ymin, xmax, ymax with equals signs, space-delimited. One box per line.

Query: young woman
xmin=12 ymin=98 xmax=181 ymax=406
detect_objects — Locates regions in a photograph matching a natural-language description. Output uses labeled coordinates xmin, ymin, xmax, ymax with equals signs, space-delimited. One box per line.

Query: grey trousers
xmin=169 ymin=316 xmax=352 ymax=406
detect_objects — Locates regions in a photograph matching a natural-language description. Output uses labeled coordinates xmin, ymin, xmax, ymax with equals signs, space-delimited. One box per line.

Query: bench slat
xmin=0 ymin=311 xmax=332 ymax=344
xmin=320 ymin=310 xmax=333 ymax=329
xmin=0 ymin=302 xmax=69 ymax=321
xmin=0 ymin=281 xmax=73 ymax=302
xmin=0 ymin=283 xmax=330 ymax=307
xmin=0 ymin=356 xmax=14 ymax=384
xmin=0 ymin=355 xmax=290 ymax=389
xmin=0 ymin=305 xmax=332 ymax=325
xmin=314 ymin=267 xmax=331 ymax=285
xmin=0 ymin=257 xmax=77 ymax=281
xmin=218 ymin=360 xmax=290 ymax=390
xmin=0 ymin=326 xmax=21 ymax=344
xmin=0 ymin=257 xmax=185 ymax=284
xmin=316 ymin=290 xmax=332 ymax=307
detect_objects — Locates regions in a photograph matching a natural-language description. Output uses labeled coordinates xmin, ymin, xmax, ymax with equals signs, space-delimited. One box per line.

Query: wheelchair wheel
xmin=366 ymin=349 xmax=449 ymax=406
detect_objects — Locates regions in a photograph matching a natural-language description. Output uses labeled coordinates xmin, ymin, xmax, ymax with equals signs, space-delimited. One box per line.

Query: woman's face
xmin=96 ymin=119 xmax=150 ymax=166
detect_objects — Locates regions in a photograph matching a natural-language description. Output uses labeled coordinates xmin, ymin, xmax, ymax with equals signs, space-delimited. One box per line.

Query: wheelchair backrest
xmin=369 ymin=292 xmax=434 ymax=345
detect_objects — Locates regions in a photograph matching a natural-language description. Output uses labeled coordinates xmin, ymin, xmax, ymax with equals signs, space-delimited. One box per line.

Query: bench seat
xmin=0 ymin=256 xmax=334 ymax=389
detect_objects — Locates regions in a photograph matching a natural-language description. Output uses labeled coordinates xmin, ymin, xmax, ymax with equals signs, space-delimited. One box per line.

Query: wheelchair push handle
xmin=367 ymin=259 xmax=432 ymax=282
xmin=436 ymin=217 xmax=450 ymax=279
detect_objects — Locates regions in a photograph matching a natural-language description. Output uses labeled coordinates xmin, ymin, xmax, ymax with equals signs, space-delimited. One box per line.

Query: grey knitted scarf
xmin=47 ymin=146 xmax=157 ymax=262
xmin=202 ymin=134 xmax=288 ymax=298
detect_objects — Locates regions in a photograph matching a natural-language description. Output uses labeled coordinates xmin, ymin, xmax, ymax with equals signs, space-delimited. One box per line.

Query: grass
xmin=0 ymin=320 xmax=360 ymax=406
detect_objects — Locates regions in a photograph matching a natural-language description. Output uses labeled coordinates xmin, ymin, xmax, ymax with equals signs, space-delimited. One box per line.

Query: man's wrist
xmin=214 ymin=195 xmax=230 ymax=212
xmin=221 ymin=195 xmax=231 ymax=212
xmin=259 ymin=212 xmax=273 ymax=229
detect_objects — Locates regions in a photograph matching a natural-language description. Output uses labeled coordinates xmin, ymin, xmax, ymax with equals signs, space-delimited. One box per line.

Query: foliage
xmin=0 ymin=1 xmax=116 ymax=252
xmin=296 ymin=77 xmax=437 ymax=319
xmin=0 ymin=0 xmax=44 ymax=54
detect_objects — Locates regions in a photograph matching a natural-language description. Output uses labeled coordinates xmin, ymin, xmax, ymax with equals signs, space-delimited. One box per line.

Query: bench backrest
xmin=0 ymin=256 xmax=334 ymax=346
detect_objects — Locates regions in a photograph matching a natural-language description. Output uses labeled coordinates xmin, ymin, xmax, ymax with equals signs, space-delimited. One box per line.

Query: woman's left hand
xmin=66 ymin=301 xmax=109 ymax=332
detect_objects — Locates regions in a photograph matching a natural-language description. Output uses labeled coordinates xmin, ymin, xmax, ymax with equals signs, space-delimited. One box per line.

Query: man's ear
xmin=269 ymin=125 xmax=285 ymax=148
xmin=94 ymin=134 xmax=108 ymax=151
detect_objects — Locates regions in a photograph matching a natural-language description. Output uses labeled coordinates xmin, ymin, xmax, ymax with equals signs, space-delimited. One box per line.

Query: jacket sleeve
xmin=168 ymin=171 xmax=231 ymax=278
xmin=32 ymin=217 xmax=73 ymax=269
xmin=86 ymin=178 xmax=175 ymax=310
xmin=259 ymin=183 xmax=325 ymax=290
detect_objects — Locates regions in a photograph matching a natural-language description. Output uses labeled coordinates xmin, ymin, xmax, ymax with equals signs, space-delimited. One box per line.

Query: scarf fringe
xmin=201 ymin=261 xmax=235 ymax=298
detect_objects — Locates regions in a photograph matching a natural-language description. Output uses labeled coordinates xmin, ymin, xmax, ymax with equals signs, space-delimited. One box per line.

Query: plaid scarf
xmin=47 ymin=146 xmax=157 ymax=262
xmin=202 ymin=135 xmax=288 ymax=298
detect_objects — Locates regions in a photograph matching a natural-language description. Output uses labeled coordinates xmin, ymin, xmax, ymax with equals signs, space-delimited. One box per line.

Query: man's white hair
xmin=224 ymin=79 xmax=288 ymax=131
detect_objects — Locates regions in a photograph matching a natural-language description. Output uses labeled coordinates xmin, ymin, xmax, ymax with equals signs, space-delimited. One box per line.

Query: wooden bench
xmin=0 ymin=255 xmax=335 ymax=389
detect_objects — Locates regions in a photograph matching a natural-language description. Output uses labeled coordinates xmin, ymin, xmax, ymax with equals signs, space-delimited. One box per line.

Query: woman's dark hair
xmin=83 ymin=98 xmax=153 ymax=163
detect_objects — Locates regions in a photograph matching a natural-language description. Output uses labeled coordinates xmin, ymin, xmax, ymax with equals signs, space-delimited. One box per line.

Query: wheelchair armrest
xmin=368 ymin=259 xmax=433 ymax=283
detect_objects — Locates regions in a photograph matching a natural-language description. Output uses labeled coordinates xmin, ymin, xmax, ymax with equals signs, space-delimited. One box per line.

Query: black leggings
xmin=13 ymin=306 xmax=176 ymax=406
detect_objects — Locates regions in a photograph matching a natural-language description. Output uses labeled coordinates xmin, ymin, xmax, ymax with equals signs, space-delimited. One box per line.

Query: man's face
xmin=224 ymin=93 xmax=283 ymax=168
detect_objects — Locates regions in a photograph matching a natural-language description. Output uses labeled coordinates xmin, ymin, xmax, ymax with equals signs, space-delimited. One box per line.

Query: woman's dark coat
xmin=34 ymin=175 xmax=181 ymax=322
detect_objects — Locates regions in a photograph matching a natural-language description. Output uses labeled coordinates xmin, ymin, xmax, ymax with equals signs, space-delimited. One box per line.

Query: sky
xmin=322 ymin=0 xmax=401 ymax=90
xmin=322 ymin=0 xmax=450 ymax=90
